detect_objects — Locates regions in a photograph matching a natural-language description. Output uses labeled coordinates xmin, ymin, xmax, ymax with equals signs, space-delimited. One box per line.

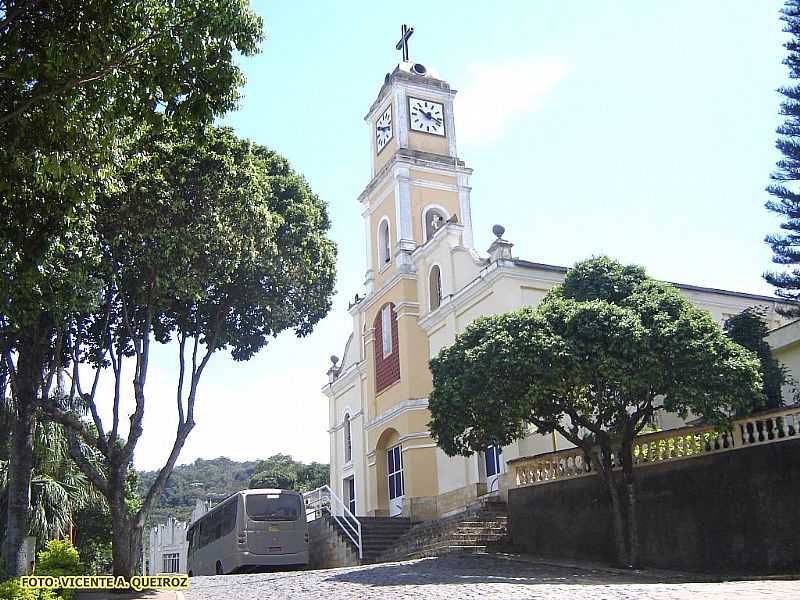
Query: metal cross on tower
xmin=395 ymin=24 xmax=414 ymax=63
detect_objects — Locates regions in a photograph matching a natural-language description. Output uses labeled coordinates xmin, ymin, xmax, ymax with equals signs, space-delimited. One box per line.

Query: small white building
xmin=146 ymin=516 xmax=188 ymax=575
xmin=144 ymin=498 xmax=211 ymax=575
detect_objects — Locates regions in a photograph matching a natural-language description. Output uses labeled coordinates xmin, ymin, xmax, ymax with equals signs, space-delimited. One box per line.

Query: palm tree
xmin=0 ymin=407 xmax=105 ymax=549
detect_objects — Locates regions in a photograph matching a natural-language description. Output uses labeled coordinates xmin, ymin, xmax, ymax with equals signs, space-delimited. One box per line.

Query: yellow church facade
xmin=323 ymin=59 xmax=790 ymax=520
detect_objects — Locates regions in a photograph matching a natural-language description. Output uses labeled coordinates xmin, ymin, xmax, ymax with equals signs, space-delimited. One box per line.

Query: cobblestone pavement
xmin=182 ymin=554 xmax=799 ymax=600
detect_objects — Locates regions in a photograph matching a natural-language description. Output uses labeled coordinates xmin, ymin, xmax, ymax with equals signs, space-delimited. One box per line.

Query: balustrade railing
xmin=303 ymin=485 xmax=362 ymax=559
xmin=509 ymin=405 xmax=800 ymax=489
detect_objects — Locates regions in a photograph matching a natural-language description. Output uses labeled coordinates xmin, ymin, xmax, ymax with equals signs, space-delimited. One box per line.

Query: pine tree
xmin=766 ymin=1 xmax=800 ymax=314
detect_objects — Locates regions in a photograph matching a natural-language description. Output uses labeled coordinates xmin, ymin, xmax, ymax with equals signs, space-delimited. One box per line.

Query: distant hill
xmin=138 ymin=455 xmax=329 ymax=526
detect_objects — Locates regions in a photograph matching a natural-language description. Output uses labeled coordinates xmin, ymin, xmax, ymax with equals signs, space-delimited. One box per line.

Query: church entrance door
xmin=485 ymin=444 xmax=504 ymax=493
xmin=387 ymin=445 xmax=404 ymax=517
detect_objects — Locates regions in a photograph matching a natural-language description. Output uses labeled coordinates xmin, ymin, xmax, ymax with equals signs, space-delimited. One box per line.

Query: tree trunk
xmin=621 ymin=440 xmax=639 ymax=568
xmin=3 ymin=327 xmax=48 ymax=579
xmin=590 ymin=446 xmax=629 ymax=567
xmin=3 ymin=401 xmax=36 ymax=578
xmin=110 ymin=498 xmax=143 ymax=579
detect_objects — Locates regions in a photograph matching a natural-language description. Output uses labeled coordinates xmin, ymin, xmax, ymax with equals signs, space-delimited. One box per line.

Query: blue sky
xmin=131 ymin=0 xmax=790 ymax=470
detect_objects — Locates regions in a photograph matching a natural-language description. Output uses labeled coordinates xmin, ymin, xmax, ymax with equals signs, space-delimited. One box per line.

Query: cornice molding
xmin=365 ymin=398 xmax=430 ymax=432
xmin=351 ymin=272 xmax=419 ymax=316
xmin=358 ymin=150 xmax=472 ymax=205
xmin=418 ymin=261 xmax=564 ymax=333
xmin=322 ymin=362 xmax=364 ymax=396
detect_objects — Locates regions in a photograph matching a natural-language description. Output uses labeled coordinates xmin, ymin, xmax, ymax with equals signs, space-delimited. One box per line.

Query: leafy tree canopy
xmin=0 ymin=0 xmax=264 ymax=328
xmin=249 ymin=454 xmax=329 ymax=492
xmin=725 ymin=307 xmax=791 ymax=412
xmin=429 ymin=257 xmax=762 ymax=457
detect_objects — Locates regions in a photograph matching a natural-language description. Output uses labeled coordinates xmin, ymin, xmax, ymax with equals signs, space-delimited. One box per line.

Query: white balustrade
xmin=509 ymin=405 xmax=800 ymax=490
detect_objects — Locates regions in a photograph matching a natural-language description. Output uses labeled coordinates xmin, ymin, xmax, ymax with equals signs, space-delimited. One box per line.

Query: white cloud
xmin=455 ymin=58 xmax=569 ymax=144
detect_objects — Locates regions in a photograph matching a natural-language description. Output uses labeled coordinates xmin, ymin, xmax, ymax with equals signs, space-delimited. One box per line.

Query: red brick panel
xmin=374 ymin=303 xmax=400 ymax=394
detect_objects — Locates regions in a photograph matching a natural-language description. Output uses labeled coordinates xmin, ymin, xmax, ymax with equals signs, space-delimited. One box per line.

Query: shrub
xmin=0 ymin=579 xmax=55 ymax=600
xmin=35 ymin=539 xmax=84 ymax=600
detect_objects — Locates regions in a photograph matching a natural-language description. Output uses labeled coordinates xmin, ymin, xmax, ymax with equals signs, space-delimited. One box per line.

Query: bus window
xmin=245 ymin=493 xmax=301 ymax=522
xmin=188 ymin=526 xmax=199 ymax=557
xmin=221 ymin=500 xmax=237 ymax=536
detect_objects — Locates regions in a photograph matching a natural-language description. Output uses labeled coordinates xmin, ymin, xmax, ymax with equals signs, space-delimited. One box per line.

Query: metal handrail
xmin=303 ymin=485 xmax=362 ymax=560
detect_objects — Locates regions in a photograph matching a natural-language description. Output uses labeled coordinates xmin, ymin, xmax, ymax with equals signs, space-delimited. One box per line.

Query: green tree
xmin=249 ymin=454 xmax=300 ymax=490
xmin=297 ymin=462 xmax=330 ymax=492
xmin=766 ymin=0 xmax=800 ymax=315
xmin=428 ymin=257 xmax=761 ymax=568
xmin=40 ymin=126 xmax=336 ymax=578
xmin=248 ymin=455 xmax=329 ymax=492
xmin=725 ymin=308 xmax=791 ymax=412
xmin=249 ymin=468 xmax=297 ymax=491
xmin=0 ymin=0 xmax=262 ymax=578
xmin=71 ymin=502 xmax=113 ymax=575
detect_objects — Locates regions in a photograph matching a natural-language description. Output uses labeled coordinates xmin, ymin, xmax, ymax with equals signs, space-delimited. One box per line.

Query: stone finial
xmin=327 ymin=355 xmax=341 ymax=383
xmin=487 ymin=224 xmax=513 ymax=262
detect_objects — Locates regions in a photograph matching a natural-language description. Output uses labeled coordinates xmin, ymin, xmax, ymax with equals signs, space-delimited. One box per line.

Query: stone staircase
xmin=376 ymin=495 xmax=513 ymax=562
xmin=326 ymin=515 xmax=414 ymax=564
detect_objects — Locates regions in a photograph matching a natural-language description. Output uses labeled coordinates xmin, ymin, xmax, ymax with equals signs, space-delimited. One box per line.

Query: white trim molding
xmin=366 ymin=398 xmax=430 ymax=432
xmin=398 ymin=431 xmax=433 ymax=444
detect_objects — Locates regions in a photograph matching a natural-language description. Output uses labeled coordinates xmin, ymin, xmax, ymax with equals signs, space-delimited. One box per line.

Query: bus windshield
xmin=245 ymin=493 xmax=301 ymax=522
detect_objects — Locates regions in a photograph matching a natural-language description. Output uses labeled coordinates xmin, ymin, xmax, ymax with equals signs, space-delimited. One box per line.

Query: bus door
xmin=244 ymin=492 xmax=306 ymax=555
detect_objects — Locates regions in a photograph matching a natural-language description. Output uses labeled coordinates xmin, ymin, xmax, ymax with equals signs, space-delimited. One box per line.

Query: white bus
xmin=186 ymin=489 xmax=309 ymax=576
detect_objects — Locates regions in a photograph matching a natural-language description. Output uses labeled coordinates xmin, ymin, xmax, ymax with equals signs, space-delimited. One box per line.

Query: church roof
xmin=512 ymin=258 xmax=788 ymax=305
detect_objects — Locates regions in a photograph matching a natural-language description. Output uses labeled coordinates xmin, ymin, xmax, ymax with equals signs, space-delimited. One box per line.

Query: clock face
xmin=375 ymin=105 xmax=393 ymax=153
xmin=409 ymin=97 xmax=445 ymax=136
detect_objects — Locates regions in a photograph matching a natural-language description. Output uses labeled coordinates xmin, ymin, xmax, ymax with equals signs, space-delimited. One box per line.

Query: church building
xmin=323 ymin=30 xmax=790 ymax=520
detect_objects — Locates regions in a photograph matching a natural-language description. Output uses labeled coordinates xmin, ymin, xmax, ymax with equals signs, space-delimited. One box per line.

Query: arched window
xmin=374 ymin=303 xmax=400 ymax=393
xmin=381 ymin=304 xmax=392 ymax=356
xmin=429 ymin=265 xmax=442 ymax=310
xmin=378 ymin=218 xmax=391 ymax=266
xmin=423 ymin=206 xmax=448 ymax=242
xmin=343 ymin=413 xmax=352 ymax=463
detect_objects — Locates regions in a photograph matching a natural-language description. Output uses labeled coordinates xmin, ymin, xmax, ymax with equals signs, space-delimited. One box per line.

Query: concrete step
xmin=372 ymin=499 xmax=512 ymax=563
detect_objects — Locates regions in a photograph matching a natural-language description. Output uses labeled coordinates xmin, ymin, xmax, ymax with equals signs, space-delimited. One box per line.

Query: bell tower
xmin=360 ymin=27 xmax=474 ymax=295
xmin=352 ymin=27 xmax=475 ymax=516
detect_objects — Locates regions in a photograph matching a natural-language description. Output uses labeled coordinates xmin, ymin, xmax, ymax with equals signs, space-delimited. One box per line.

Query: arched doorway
xmin=374 ymin=428 xmax=404 ymax=517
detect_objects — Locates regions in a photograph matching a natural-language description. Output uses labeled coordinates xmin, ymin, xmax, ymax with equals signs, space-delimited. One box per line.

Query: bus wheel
xmin=188 ymin=571 xmax=193 ymax=578
xmin=216 ymin=561 xmax=223 ymax=575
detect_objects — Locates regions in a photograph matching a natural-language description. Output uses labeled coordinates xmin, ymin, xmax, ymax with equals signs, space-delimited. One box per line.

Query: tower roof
xmin=366 ymin=62 xmax=453 ymax=120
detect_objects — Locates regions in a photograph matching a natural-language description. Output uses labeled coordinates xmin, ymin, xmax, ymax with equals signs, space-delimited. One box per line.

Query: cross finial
xmin=395 ymin=24 xmax=414 ymax=63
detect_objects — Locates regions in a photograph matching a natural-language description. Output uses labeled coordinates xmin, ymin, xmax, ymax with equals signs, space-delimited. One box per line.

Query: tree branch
xmin=42 ymin=327 xmax=64 ymax=401
xmin=39 ymin=400 xmax=102 ymax=453
xmin=136 ymin=420 xmax=194 ymax=528
xmin=176 ymin=332 xmax=186 ymax=425
xmin=65 ymin=430 xmax=109 ymax=495
xmin=0 ymin=0 xmax=39 ymax=33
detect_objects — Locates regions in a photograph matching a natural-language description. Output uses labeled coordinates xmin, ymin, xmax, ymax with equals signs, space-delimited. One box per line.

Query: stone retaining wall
xmin=308 ymin=517 xmax=359 ymax=570
xmin=508 ymin=438 xmax=800 ymax=573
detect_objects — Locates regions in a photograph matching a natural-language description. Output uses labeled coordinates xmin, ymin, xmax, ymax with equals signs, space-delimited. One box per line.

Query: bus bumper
xmin=237 ymin=550 xmax=309 ymax=568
